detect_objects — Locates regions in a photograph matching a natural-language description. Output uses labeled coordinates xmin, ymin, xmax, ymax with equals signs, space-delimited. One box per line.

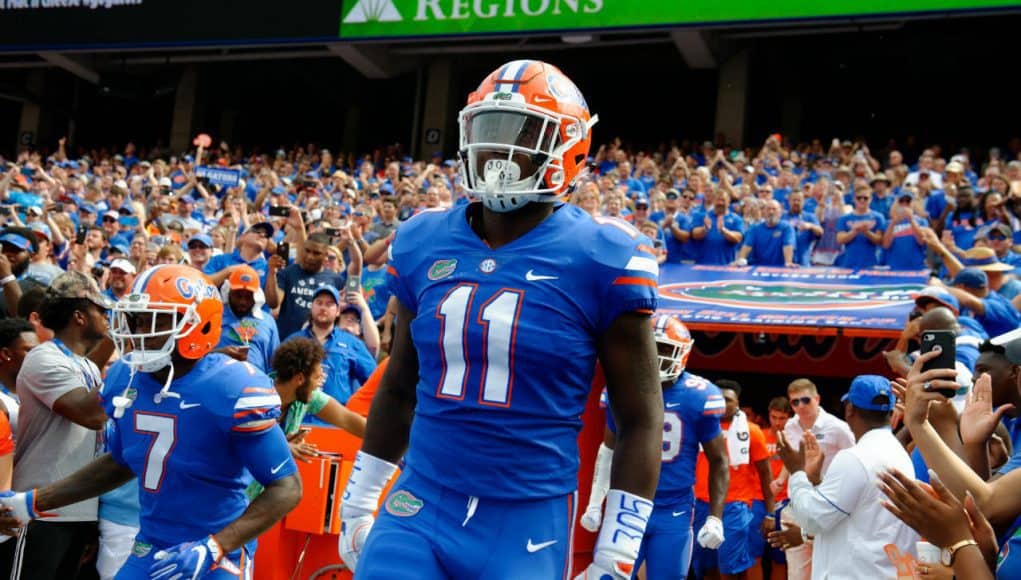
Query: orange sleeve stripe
xmin=634 ymin=309 xmax=654 ymax=315
xmin=636 ymin=244 xmax=656 ymax=256
xmin=387 ymin=265 xmax=399 ymax=277
xmin=612 ymin=276 xmax=657 ymax=287
xmin=242 ymin=387 xmax=276 ymax=394
xmin=233 ymin=408 xmax=272 ymax=419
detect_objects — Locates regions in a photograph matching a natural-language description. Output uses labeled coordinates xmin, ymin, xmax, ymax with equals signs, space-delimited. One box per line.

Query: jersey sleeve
xmin=748 ymin=423 xmax=770 ymax=463
xmin=696 ymin=390 xmax=725 ymax=444
xmin=590 ymin=218 xmax=659 ymax=333
xmin=384 ymin=211 xmax=447 ymax=315
xmin=234 ymin=421 xmax=297 ymax=486
xmin=307 ymin=389 xmax=332 ymax=416
xmin=231 ymin=384 xmax=283 ymax=435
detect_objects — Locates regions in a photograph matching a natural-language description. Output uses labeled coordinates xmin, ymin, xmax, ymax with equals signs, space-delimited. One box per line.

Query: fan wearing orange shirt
xmin=0 ymin=411 xmax=12 ymax=491
xmin=692 ymin=380 xmax=774 ymax=580
xmin=761 ymin=397 xmax=793 ymax=580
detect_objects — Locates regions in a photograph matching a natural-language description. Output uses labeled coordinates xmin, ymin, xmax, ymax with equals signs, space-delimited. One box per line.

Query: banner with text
xmin=657 ymin=264 xmax=929 ymax=337
xmin=339 ymin=0 xmax=1021 ymax=39
xmin=196 ymin=166 xmax=241 ymax=188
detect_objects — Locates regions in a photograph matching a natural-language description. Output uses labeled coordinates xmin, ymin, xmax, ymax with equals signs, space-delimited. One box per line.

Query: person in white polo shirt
xmin=776 ymin=375 xmax=919 ymax=580
xmin=772 ymin=378 xmax=856 ymax=579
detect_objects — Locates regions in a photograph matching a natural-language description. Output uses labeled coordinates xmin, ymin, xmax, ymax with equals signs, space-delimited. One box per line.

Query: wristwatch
xmin=940 ymin=538 xmax=979 ymax=566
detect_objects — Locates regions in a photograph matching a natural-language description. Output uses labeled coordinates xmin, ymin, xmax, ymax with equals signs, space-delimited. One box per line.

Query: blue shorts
xmin=633 ymin=490 xmax=694 ymax=580
xmin=357 ymin=468 xmax=576 ymax=580
xmin=690 ymin=500 xmax=754 ymax=576
xmin=748 ymin=499 xmax=767 ymax=559
xmin=114 ymin=538 xmax=253 ymax=579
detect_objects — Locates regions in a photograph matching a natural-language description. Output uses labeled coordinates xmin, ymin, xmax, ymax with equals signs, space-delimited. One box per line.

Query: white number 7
xmin=135 ymin=413 xmax=177 ymax=492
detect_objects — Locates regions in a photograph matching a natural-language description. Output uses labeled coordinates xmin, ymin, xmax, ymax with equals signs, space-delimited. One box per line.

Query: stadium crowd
xmin=0 ymin=129 xmax=1021 ymax=580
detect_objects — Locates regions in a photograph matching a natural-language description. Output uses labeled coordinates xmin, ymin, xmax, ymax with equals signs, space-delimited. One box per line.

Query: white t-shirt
xmin=784 ymin=407 xmax=856 ymax=477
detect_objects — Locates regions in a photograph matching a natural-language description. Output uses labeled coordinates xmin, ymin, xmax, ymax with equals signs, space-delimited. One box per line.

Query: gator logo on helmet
xmin=660 ymin=280 xmax=919 ymax=311
xmin=385 ymin=490 xmax=424 ymax=517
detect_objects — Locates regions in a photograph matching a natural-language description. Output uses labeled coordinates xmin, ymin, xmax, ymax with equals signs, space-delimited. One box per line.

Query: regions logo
xmin=343 ymin=0 xmax=403 ymax=23
xmin=660 ymin=280 xmax=920 ymax=312
xmin=385 ymin=490 xmax=424 ymax=517
xmin=428 ymin=258 xmax=458 ymax=281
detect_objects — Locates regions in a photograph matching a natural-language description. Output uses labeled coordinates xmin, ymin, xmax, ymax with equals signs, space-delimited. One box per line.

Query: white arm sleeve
xmin=586 ymin=443 xmax=614 ymax=510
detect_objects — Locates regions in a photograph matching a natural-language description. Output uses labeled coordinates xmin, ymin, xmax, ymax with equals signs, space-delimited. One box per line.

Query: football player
xmin=339 ymin=60 xmax=664 ymax=579
xmin=582 ymin=315 xmax=730 ymax=579
xmin=0 ymin=265 xmax=301 ymax=579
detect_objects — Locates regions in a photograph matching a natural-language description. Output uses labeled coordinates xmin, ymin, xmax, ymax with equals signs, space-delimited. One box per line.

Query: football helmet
xmin=653 ymin=314 xmax=693 ymax=383
xmin=111 ymin=264 xmax=223 ymax=373
xmin=458 ymin=59 xmax=598 ymax=212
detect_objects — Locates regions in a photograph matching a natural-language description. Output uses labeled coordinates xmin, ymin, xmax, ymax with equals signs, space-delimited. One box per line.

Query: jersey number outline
xmin=662 ymin=411 xmax=683 ymax=462
xmin=135 ymin=412 xmax=178 ymax=492
xmin=435 ymin=284 xmax=524 ymax=407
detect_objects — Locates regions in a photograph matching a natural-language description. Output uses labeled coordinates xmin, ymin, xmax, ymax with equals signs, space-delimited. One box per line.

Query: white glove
xmin=0 ymin=490 xmax=51 ymax=526
xmin=149 ymin=535 xmax=232 ymax=580
xmin=696 ymin=515 xmax=725 ymax=549
xmin=339 ymin=515 xmax=375 ymax=573
xmin=337 ymin=451 xmax=398 ymax=573
xmin=579 ymin=505 xmax=602 ymax=533
xmin=574 ymin=489 xmax=653 ymax=580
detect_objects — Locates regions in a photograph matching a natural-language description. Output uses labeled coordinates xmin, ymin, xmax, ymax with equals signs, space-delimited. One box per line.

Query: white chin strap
xmin=481 ymin=160 xmax=540 ymax=213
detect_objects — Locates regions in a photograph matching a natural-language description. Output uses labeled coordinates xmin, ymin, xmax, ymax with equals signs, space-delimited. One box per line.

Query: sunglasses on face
xmin=988 ymin=233 xmax=1008 ymax=241
xmin=682 ymin=195 xmax=696 ymax=200
xmin=790 ymin=396 xmax=813 ymax=407
xmin=103 ymin=216 xmax=117 ymax=222
xmin=855 ymin=196 xmax=870 ymax=201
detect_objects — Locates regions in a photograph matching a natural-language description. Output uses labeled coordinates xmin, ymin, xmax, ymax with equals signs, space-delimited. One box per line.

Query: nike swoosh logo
xmin=526 ymin=539 xmax=557 ymax=553
xmin=673 ymin=511 xmax=687 ymax=517
xmin=525 ymin=269 xmax=558 ymax=281
xmin=179 ymin=402 xmax=201 ymax=410
xmin=270 ymin=459 xmax=290 ymax=474
xmin=665 ymin=402 xmax=681 ymax=408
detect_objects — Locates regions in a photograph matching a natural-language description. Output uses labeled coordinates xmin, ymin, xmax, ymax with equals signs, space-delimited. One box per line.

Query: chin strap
xmin=153 ymin=363 xmax=178 ymax=404
xmin=111 ymin=361 xmax=178 ymax=418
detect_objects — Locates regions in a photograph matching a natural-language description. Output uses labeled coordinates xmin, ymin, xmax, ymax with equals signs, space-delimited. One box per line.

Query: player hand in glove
xmin=337 ymin=451 xmax=398 ymax=572
xmin=0 ymin=490 xmax=54 ymax=534
xmin=149 ymin=535 xmax=237 ymax=580
xmin=574 ymin=489 xmax=653 ymax=580
xmin=696 ymin=514 xmax=725 ymax=549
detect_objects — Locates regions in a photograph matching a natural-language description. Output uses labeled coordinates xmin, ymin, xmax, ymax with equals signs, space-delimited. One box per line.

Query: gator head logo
xmin=427 ymin=259 xmax=458 ymax=281
xmin=385 ymin=490 xmax=424 ymax=517
xmin=660 ymin=279 xmax=921 ymax=312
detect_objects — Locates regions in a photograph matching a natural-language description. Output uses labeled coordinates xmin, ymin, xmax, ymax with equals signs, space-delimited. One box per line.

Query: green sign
xmin=340 ymin=0 xmax=1021 ymax=39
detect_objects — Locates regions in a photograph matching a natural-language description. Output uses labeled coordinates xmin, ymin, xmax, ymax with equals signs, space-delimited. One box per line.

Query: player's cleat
xmin=696 ymin=514 xmax=726 ymax=549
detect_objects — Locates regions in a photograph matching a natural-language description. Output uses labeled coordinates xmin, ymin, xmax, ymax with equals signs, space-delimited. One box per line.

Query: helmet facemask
xmin=655 ymin=332 xmax=693 ymax=384
xmin=459 ymin=96 xmax=591 ymax=212
xmin=110 ymin=297 xmax=203 ymax=374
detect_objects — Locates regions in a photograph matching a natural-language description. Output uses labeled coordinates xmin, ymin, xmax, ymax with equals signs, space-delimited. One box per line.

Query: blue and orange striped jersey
xmin=105 ymin=354 xmax=295 ymax=548
xmin=608 ymin=371 xmax=724 ymax=505
xmin=387 ymin=202 xmax=658 ymax=499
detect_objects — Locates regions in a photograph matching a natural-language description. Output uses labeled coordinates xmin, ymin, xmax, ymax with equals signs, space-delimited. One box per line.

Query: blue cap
xmin=841 ymin=375 xmax=895 ymax=411
xmin=0 ymin=232 xmax=34 ymax=252
xmin=634 ymin=197 xmax=650 ymax=208
xmin=80 ymin=203 xmax=97 ymax=214
xmin=914 ymin=286 xmax=960 ymax=315
xmin=246 ymin=222 xmax=275 ymax=238
xmin=29 ymin=222 xmax=52 ymax=241
xmin=313 ymin=285 xmax=340 ymax=304
xmin=442 ymin=159 xmax=457 ymax=168
xmin=183 ymin=155 xmax=195 ymax=163
xmin=180 ymin=194 xmax=198 ymax=204
xmin=379 ymin=182 xmax=394 ymax=195
xmin=187 ymin=234 xmax=213 ymax=248
xmin=271 ymin=186 xmax=286 ymax=195
xmin=951 ymin=268 xmax=988 ymax=290
xmin=110 ymin=243 xmax=130 ymax=255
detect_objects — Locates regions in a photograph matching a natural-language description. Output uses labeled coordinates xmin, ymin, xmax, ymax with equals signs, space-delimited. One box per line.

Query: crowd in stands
xmin=3 ymin=132 xmax=1021 ymax=579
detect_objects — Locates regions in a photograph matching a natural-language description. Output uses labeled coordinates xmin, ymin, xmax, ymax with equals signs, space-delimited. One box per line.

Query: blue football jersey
xmin=387 ymin=203 xmax=659 ymax=499
xmin=105 ymin=354 xmax=297 ymax=549
xmin=607 ymin=372 xmax=724 ymax=504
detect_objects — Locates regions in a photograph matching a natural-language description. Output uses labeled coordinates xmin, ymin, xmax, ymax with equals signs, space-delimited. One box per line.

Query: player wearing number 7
xmin=582 ymin=315 xmax=731 ymax=579
xmin=0 ymin=265 xmax=301 ymax=579
xmin=339 ymin=60 xmax=664 ymax=580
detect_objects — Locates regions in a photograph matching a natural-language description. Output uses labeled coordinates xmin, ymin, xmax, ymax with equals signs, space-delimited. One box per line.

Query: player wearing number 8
xmin=582 ymin=315 xmax=731 ymax=579
xmin=0 ymin=265 xmax=302 ymax=580
xmin=339 ymin=60 xmax=664 ymax=579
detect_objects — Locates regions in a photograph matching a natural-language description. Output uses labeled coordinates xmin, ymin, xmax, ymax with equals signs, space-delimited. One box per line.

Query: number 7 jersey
xmin=387 ymin=203 xmax=658 ymax=499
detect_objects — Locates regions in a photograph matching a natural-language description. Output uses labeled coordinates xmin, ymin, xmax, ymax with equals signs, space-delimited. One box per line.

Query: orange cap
xmin=228 ymin=265 xmax=260 ymax=292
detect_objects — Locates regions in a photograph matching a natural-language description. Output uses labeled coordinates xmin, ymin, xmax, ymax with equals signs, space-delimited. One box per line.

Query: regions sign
xmin=339 ymin=0 xmax=1021 ymax=39
xmin=658 ymin=264 xmax=929 ymax=337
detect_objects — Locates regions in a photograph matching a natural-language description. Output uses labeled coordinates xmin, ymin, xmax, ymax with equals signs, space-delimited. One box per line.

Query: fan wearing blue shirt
xmin=203 ymin=223 xmax=271 ymax=288
xmin=948 ymin=268 xmax=1021 ymax=338
xmin=783 ymin=191 xmax=823 ymax=266
xmin=836 ymin=190 xmax=886 ymax=268
xmin=216 ymin=266 xmax=280 ymax=375
xmin=690 ymin=190 xmax=745 ymax=265
xmin=882 ymin=195 xmax=929 ymax=271
xmin=869 ymin=173 xmax=896 ymax=219
xmin=735 ymin=201 xmax=796 ymax=267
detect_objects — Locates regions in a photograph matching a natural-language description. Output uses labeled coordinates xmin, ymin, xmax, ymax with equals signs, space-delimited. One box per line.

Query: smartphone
xmin=276 ymin=242 xmax=290 ymax=261
xmin=325 ymin=228 xmax=342 ymax=238
xmin=268 ymin=205 xmax=290 ymax=218
xmin=346 ymin=275 xmax=361 ymax=295
xmin=53 ymin=202 xmax=64 ymax=213
xmin=920 ymin=330 xmax=957 ymax=397
xmin=75 ymin=225 xmax=88 ymax=245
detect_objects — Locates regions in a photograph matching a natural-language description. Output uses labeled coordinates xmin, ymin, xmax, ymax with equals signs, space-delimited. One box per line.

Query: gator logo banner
xmin=658 ymin=264 xmax=928 ymax=337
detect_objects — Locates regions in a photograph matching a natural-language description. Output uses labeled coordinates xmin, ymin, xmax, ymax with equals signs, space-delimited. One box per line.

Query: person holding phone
xmin=215 ymin=266 xmax=278 ymax=375
xmin=265 ymin=232 xmax=347 ymax=339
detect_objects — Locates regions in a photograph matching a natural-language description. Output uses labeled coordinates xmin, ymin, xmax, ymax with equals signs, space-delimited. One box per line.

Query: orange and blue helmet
xmin=653 ymin=313 xmax=693 ymax=383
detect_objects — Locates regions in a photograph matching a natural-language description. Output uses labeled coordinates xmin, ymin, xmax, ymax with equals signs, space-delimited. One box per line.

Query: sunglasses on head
xmin=790 ymin=396 xmax=813 ymax=407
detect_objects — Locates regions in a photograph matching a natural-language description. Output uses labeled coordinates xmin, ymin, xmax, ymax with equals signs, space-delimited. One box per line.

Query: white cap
xmin=158 ymin=177 xmax=172 ymax=187
xmin=109 ymin=258 xmax=137 ymax=275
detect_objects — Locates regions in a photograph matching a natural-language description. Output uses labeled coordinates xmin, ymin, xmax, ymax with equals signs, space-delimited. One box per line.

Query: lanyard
xmin=51 ymin=338 xmax=100 ymax=393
